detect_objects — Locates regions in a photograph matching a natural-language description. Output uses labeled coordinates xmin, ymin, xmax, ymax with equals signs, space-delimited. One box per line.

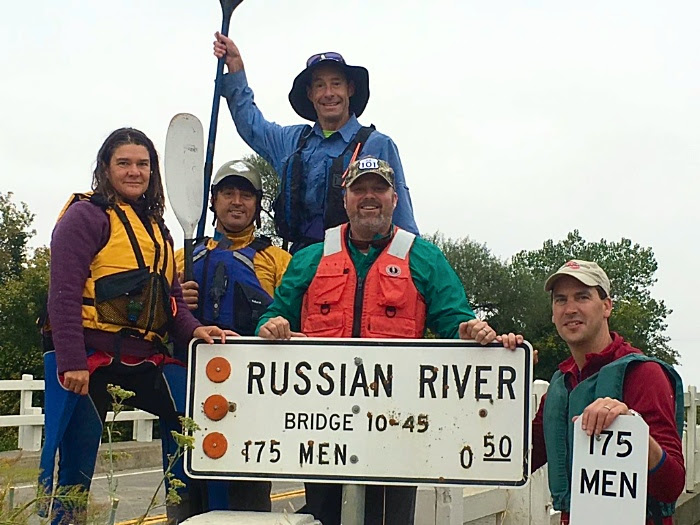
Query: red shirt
xmin=531 ymin=333 xmax=684 ymax=525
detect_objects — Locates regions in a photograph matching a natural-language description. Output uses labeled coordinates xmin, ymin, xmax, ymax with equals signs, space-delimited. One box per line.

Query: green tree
xmin=0 ymin=247 xmax=49 ymax=380
xmin=510 ymin=230 xmax=675 ymax=379
xmin=427 ymin=233 xmax=549 ymax=352
xmin=0 ymin=193 xmax=35 ymax=286
xmin=426 ymin=233 xmax=520 ymax=319
xmin=0 ymin=193 xmax=49 ymax=450
xmin=430 ymin=229 xmax=674 ymax=381
xmin=242 ymin=154 xmax=282 ymax=246
xmin=0 ymin=193 xmax=47 ymax=379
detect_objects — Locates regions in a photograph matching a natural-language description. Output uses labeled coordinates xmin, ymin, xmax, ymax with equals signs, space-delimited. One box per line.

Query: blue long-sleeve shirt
xmin=221 ymin=70 xmax=419 ymax=242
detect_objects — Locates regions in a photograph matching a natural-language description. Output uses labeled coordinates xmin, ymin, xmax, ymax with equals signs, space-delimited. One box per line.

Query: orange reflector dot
xmin=206 ymin=357 xmax=231 ymax=383
xmin=202 ymin=432 xmax=227 ymax=459
xmin=203 ymin=394 xmax=229 ymax=421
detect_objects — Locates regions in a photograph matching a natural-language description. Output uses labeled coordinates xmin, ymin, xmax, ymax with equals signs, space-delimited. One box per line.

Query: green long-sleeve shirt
xmin=255 ymin=230 xmax=475 ymax=338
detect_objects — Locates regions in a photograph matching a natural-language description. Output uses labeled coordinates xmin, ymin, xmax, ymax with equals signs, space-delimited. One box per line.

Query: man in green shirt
xmin=256 ymin=156 xmax=519 ymax=525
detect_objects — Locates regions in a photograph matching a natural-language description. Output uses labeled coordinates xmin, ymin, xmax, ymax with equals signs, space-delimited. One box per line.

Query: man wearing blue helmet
xmin=213 ymin=33 xmax=419 ymax=253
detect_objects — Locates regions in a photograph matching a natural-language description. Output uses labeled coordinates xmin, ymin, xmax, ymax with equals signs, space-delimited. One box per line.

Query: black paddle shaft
xmin=184 ymin=238 xmax=195 ymax=282
xmin=197 ymin=0 xmax=245 ymax=238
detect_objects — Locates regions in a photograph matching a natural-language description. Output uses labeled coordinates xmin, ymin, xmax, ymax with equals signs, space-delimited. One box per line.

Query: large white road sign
xmin=185 ymin=338 xmax=532 ymax=486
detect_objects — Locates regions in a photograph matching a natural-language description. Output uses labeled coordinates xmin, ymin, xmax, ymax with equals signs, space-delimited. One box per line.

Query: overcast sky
xmin=2 ymin=1 xmax=698 ymax=385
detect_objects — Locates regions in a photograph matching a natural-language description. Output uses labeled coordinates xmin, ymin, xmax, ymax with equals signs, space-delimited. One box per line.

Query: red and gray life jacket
xmin=301 ymin=224 xmax=426 ymax=338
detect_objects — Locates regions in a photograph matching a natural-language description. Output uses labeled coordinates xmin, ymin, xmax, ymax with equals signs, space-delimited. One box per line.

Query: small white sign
xmin=357 ymin=158 xmax=379 ymax=170
xmin=570 ymin=414 xmax=649 ymax=524
xmin=184 ymin=337 xmax=533 ymax=487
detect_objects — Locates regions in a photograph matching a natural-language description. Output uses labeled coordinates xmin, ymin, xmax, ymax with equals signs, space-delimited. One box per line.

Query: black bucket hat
xmin=288 ymin=52 xmax=370 ymax=122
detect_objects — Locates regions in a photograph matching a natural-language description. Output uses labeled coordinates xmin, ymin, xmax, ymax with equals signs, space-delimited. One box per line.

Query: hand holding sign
xmin=578 ymin=396 xmax=630 ymax=437
xmin=257 ymin=316 xmax=307 ymax=340
xmin=458 ymin=320 xmax=524 ymax=349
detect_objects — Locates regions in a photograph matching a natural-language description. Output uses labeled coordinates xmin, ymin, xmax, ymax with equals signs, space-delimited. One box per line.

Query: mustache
xmin=358 ymin=199 xmax=381 ymax=208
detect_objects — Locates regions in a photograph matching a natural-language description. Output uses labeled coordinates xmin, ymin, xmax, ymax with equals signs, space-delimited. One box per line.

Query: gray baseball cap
xmin=544 ymin=259 xmax=611 ymax=296
xmin=212 ymin=160 xmax=261 ymax=192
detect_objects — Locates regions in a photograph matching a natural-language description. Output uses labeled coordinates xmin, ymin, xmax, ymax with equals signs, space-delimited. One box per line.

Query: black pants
xmin=301 ymin=482 xmax=416 ymax=525
xmin=92 ymin=363 xmax=272 ymax=517
xmin=88 ymin=361 xmax=182 ymax=423
xmin=47 ymin=360 xmax=187 ymax=525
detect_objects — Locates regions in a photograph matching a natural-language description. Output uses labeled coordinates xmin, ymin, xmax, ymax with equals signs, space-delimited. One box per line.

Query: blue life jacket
xmin=192 ymin=235 xmax=273 ymax=335
xmin=272 ymin=125 xmax=375 ymax=250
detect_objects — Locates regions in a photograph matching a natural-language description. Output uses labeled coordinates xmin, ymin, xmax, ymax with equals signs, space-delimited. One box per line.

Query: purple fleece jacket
xmin=48 ymin=200 xmax=200 ymax=374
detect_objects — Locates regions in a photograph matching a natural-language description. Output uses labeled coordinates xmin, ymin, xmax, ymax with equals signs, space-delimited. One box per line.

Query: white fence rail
xmin=0 ymin=375 xmax=697 ymax=524
xmin=0 ymin=374 xmax=156 ymax=451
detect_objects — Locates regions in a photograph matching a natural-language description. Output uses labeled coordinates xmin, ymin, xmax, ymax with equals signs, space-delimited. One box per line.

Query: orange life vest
xmin=301 ymin=224 xmax=426 ymax=338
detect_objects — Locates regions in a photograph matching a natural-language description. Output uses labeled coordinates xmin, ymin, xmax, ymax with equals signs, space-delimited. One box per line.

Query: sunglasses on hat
xmin=306 ymin=52 xmax=346 ymax=68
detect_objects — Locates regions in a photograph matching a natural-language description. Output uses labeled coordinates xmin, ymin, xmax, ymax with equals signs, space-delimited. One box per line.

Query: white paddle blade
xmin=164 ymin=113 xmax=205 ymax=239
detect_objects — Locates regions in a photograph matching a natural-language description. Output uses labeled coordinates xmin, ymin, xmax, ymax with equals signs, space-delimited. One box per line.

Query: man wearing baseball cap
xmin=213 ymin=33 xmax=418 ymax=253
xmin=255 ymin=156 xmax=521 ymax=525
xmin=531 ymin=260 xmax=684 ymax=524
xmin=172 ymin=160 xmax=291 ymax=514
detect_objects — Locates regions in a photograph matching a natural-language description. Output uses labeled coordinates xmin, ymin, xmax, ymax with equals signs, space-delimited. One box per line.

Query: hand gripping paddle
xmin=197 ymin=0 xmax=245 ymax=238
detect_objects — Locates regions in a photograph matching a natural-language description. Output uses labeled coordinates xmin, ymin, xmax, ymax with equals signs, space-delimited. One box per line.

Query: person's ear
xmin=603 ymin=297 xmax=613 ymax=319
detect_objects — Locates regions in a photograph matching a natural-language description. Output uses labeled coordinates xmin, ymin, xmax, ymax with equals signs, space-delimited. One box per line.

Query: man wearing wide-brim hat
xmin=213 ymin=32 xmax=418 ymax=253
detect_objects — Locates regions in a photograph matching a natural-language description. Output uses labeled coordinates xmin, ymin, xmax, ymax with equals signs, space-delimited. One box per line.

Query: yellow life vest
xmin=58 ymin=193 xmax=176 ymax=343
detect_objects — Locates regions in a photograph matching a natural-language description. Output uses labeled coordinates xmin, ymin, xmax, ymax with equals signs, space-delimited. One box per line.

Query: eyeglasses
xmin=306 ymin=52 xmax=346 ymax=68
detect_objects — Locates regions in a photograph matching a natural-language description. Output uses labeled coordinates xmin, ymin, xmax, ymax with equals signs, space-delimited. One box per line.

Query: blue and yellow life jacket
xmin=192 ymin=235 xmax=273 ymax=335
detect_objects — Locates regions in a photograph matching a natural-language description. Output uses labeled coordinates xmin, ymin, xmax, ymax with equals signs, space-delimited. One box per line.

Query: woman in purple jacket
xmin=39 ymin=128 xmax=231 ymax=524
